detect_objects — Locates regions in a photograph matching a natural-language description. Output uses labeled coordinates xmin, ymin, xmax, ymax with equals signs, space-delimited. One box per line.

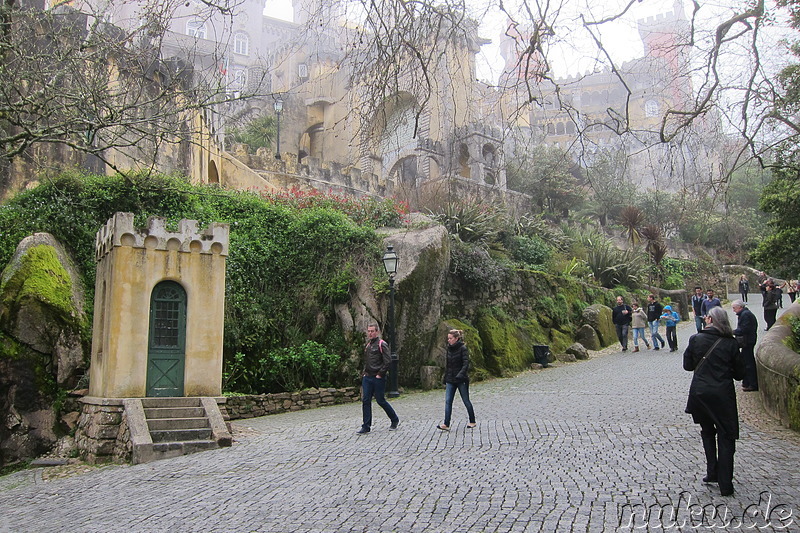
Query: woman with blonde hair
xmin=437 ymin=329 xmax=477 ymax=431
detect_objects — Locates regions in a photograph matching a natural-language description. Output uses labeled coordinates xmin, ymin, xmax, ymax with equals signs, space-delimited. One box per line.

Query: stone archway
xmin=208 ymin=159 xmax=219 ymax=185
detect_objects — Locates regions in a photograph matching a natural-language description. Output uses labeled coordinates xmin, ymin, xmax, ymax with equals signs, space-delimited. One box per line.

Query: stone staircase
xmin=124 ymin=397 xmax=232 ymax=464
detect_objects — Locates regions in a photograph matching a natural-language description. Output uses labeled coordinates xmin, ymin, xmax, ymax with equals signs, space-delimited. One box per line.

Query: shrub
xmin=506 ymin=235 xmax=552 ymax=267
xmin=223 ymin=341 xmax=342 ymax=393
xmin=449 ymin=238 xmax=507 ymax=287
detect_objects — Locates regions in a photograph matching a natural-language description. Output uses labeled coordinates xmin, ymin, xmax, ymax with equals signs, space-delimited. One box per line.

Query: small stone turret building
xmin=89 ymin=212 xmax=229 ymax=397
xmin=76 ymin=213 xmax=232 ymax=464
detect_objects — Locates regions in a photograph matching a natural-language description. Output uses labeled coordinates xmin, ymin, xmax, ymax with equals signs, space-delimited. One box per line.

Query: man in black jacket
xmin=733 ymin=300 xmax=759 ymax=391
xmin=612 ymin=296 xmax=633 ymax=352
xmin=357 ymin=324 xmax=399 ymax=434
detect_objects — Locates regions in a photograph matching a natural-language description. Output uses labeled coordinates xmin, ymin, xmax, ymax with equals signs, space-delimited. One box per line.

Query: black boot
xmin=701 ymin=434 xmax=718 ymax=483
xmin=717 ymin=437 xmax=736 ymax=496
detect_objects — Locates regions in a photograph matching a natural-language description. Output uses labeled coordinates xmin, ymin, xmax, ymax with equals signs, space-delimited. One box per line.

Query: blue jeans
xmin=615 ymin=323 xmax=630 ymax=349
xmin=694 ymin=315 xmax=704 ymax=333
xmin=361 ymin=376 xmax=398 ymax=430
xmin=444 ymin=382 xmax=476 ymax=426
xmin=649 ymin=320 xmax=665 ymax=348
xmin=632 ymin=327 xmax=647 ymax=347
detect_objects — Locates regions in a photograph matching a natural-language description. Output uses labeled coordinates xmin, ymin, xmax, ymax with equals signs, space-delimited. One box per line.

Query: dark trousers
xmin=665 ymin=325 xmax=677 ymax=351
xmin=741 ymin=344 xmax=758 ymax=390
xmin=361 ymin=376 xmax=398 ymax=430
xmin=740 ymin=291 xmax=748 ymax=303
xmin=615 ymin=323 xmax=629 ymax=350
xmin=699 ymin=420 xmax=736 ymax=494
xmin=790 ymin=292 xmax=797 ymax=304
xmin=444 ymin=382 xmax=476 ymax=426
xmin=764 ymin=308 xmax=777 ymax=330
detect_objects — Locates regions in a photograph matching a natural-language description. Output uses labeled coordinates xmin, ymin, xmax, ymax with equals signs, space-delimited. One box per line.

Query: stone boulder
xmin=555 ymin=352 xmax=577 ymax=363
xmin=0 ymin=234 xmax=88 ymax=466
xmin=566 ymin=342 xmax=589 ymax=360
xmin=576 ymin=324 xmax=600 ymax=351
xmin=581 ymin=304 xmax=615 ymax=347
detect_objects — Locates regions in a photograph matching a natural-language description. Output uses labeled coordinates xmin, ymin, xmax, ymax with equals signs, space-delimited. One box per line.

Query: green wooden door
xmin=146 ymin=281 xmax=187 ymax=397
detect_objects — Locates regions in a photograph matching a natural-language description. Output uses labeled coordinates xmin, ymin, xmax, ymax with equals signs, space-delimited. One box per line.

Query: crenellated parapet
xmin=94 ymin=212 xmax=229 ymax=262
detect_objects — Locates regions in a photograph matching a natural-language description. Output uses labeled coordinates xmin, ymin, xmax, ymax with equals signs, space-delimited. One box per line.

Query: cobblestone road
xmin=1 ymin=298 xmax=799 ymax=532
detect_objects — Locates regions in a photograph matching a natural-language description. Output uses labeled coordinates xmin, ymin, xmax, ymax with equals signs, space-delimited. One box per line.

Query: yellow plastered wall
xmin=89 ymin=213 xmax=229 ymax=398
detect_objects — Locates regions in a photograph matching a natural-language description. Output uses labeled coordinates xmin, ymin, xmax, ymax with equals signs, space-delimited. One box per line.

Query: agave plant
xmin=427 ymin=200 xmax=507 ymax=245
xmin=585 ymin=238 xmax=645 ymax=288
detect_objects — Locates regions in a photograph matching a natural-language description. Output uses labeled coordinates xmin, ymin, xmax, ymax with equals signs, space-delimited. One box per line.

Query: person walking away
xmin=661 ymin=305 xmax=681 ymax=351
xmin=758 ymin=272 xmax=768 ymax=298
xmin=612 ymin=296 xmax=633 ymax=352
xmin=690 ymin=286 xmax=706 ymax=333
xmin=776 ymin=280 xmax=787 ymax=309
xmin=646 ymin=294 xmax=666 ymax=350
xmin=437 ymin=329 xmax=476 ymax=431
xmin=691 ymin=286 xmax=706 ymax=333
xmin=762 ymin=281 xmax=779 ymax=331
xmin=738 ymin=275 xmax=749 ymax=303
xmin=357 ymin=324 xmax=399 ymax=434
xmin=630 ymin=302 xmax=650 ymax=352
xmin=788 ymin=280 xmax=798 ymax=304
xmin=732 ymin=300 xmax=758 ymax=392
xmin=683 ymin=306 xmax=745 ymax=497
xmin=700 ymin=289 xmax=721 ymax=317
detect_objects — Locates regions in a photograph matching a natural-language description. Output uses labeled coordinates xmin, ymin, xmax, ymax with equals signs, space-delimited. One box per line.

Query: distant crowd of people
xmin=612 ymin=271 xmax=798 ymax=497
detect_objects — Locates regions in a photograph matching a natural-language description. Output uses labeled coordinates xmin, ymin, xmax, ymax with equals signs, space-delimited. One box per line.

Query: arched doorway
xmin=146 ymin=281 xmax=187 ymax=397
xmin=208 ymin=160 xmax=219 ymax=185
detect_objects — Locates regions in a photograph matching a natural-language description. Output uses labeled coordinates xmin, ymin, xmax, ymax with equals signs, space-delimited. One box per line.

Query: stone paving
xmin=1 ymin=298 xmax=799 ymax=532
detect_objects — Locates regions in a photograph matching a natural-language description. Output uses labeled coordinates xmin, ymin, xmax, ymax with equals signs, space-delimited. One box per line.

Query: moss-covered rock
xmin=0 ymin=234 xmax=88 ymax=466
xmin=384 ymin=224 xmax=450 ymax=387
xmin=581 ymin=304 xmax=615 ymax=347
xmin=576 ymin=324 xmax=601 ymax=350
xmin=475 ymin=307 xmax=536 ymax=373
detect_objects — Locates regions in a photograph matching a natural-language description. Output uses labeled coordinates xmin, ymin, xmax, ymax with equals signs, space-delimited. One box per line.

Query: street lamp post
xmin=274 ymin=97 xmax=283 ymax=160
xmin=382 ymin=245 xmax=400 ymax=398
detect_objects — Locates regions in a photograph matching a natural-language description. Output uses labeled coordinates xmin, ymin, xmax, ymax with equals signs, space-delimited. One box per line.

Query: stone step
xmin=144 ymin=406 xmax=206 ymax=419
xmin=150 ymin=428 xmax=213 ymax=443
xmin=151 ymin=440 xmax=219 ymax=457
xmin=147 ymin=417 xmax=210 ymax=431
xmin=141 ymin=397 xmax=202 ymax=408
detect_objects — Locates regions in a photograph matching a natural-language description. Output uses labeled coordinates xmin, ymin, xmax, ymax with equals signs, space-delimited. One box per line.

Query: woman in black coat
xmin=763 ymin=281 xmax=779 ymax=330
xmin=683 ymin=306 xmax=745 ymax=496
xmin=437 ymin=329 xmax=477 ymax=431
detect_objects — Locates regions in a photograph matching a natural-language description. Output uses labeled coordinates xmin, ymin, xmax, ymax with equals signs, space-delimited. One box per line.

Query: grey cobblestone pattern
xmin=1 ymin=297 xmax=798 ymax=532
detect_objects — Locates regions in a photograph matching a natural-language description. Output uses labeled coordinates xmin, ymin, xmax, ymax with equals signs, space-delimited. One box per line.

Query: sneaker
xmin=653 ymin=347 xmax=660 ymax=351
xmin=632 ymin=346 xmax=639 ymax=352
xmin=390 ymin=419 xmax=400 ymax=430
xmin=356 ymin=427 xmax=370 ymax=434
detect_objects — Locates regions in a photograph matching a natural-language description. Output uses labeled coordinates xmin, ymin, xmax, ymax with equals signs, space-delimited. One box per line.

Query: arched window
xmin=566 ymin=122 xmax=575 ymax=134
xmin=556 ymin=122 xmax=565 ymax=135
xmin=234 ymin=32 xmax=249 ymax=56
xmin=186 ymin=19 xmax=207 ymax=39
xmin=546 ymin=123 xmax=555 ymax=135
xmin=645 ymin=99 xmax=659 ymax=117
xmin=230 ymin=68 xmax=247 ymax=91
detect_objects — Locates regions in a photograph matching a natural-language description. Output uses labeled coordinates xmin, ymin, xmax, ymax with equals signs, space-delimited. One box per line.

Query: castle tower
xmin=88 ymin=212 xmax=229 ymax=398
